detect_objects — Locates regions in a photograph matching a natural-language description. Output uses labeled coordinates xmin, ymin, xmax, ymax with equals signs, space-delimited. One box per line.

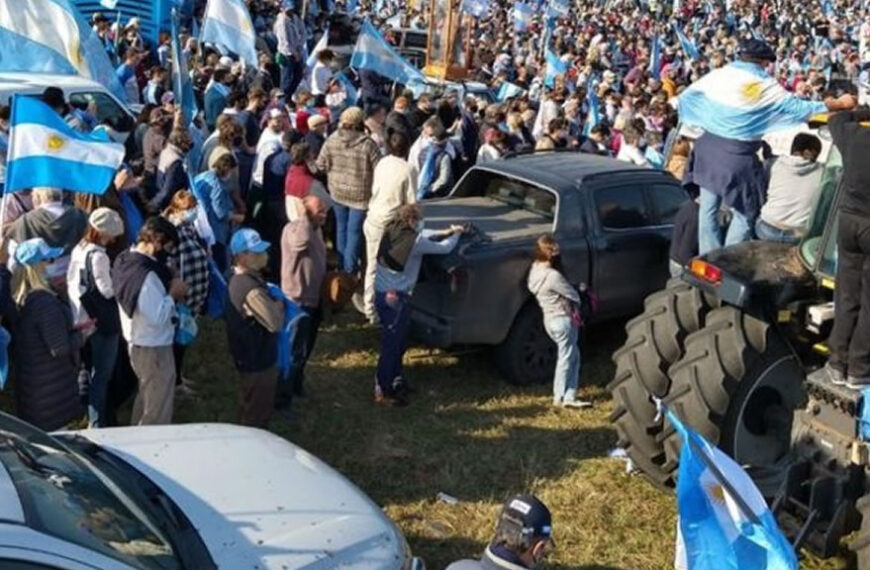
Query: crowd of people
xmin=0 ymin=0 xmax=864 ymax=457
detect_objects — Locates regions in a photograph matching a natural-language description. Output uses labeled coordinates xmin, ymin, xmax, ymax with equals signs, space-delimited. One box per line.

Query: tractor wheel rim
xmin=732 ymin=355 xmax=804 ymax=470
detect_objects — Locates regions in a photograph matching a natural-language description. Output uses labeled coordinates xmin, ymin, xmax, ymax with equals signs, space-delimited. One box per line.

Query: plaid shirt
xmin=169 ymin=221 xmax=210 ymax=315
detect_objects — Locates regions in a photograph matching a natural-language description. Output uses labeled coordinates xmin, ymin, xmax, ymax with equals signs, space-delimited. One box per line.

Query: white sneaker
xmin=561 ymin=400 xmax=593 ymax=409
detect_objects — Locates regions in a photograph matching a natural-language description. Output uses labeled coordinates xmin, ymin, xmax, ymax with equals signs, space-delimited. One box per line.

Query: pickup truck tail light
xmin=689 ymin=259 xmax=722 ymax=284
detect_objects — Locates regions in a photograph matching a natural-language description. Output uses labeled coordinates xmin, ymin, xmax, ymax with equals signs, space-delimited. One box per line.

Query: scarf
xmin=417 ymin=143 xmax=446 ymax=200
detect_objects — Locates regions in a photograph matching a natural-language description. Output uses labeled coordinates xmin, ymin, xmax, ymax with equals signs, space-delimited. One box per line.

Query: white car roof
xmin=0 ymin=73 xmax=120 ymax=106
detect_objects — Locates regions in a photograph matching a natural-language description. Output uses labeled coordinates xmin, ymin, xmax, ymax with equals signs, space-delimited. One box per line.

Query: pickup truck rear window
xmin=484 ymin=177 xmax=557 ymax=220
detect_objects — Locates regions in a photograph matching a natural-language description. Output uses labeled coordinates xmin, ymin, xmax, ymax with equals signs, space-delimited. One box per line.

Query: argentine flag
xmin=461 ymin=0 xmax=490 ymax=19
xmin=649 ymin=34 xmax=662 ymax=80
xmin=497 ymin=81 xmax=526 ymax=101
xmin=545 ymin=49 xmax=569 ymax=88
xmin=667 ymin=410 xmax=797 ymax=570
xmin=0 ymin=0 xmax=126 ymax=102
xmin=513 ymin=2 xmax=534 ymax=32
xmin=5 ymin=96 xmax=125 ymax=195
xmin=171 ymin=8 xmax=197 ymax=127
xmin=351 ymin=20 xmax=423 ymax=86
xmin=200 ymin=0 xmax=257 ymax=67
xmin=307 ymin=29 xmax=329 ymax=69
xmin=677 ymin=61 xmax=828 ymax=141
xmin=583 ymin=80 xmax=601 ymax=136
xmin=675 ymin=23 xmax=700 ymax=60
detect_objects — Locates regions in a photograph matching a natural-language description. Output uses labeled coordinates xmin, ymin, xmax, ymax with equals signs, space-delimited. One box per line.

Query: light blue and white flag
xmin=667 ymin=410 xmax=797 ymax=570
xmin=497 ymin=81 xmax=526 ymax=101
xmin=583 ymin=80 xmax=601 ymax=137
xmin=350 ymin=20 xmax=424 ymax=86
xmin=307 ymin=28 xmax=329 ymax=68
xmin=545 ymin=49 xmax=569 ymax=88
xmin=100 ymin=0 xmax=119 ymax=8
xmin=513 ymin=2 xmax=534 ymax=32
xmin=5 ymin=96 xmax=125 ymax=195
xmin=675 ymin=23 xmax=700 ymax=60
xmin=200 ymin=0 xmax=257 ymax=67
xmin=547 ymin=0 xmax=571 ymax=18
xmin=649 ymin=34 xmax=662 ymax=80
xmin=0 ymin=0 xmax=126 ymax=102
xmin=461 ymin=0 xmax=490 ymax=19
xmin=347 ymin=0 xmax=358 ymax=13
xmin=677 ymin=60 xmax=827 ymax=141
xmin=335 ymin=72 xmax=359 ymax=105
xmin=171 ymin=8 xmax=196 ymax=127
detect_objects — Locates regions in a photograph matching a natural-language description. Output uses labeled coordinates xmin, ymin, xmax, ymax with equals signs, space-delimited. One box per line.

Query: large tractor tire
xmin=851 ymin=495 xmax=870 ymax=567
xmin=662 ymin=306 xmax=806 ymax=496
xmin=495 ymin=303 xmax=554 ymax=386
xmin=609 ymin=280 xmax=717 ymax=489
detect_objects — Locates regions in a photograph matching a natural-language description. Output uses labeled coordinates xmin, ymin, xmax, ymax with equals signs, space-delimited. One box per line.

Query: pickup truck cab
xmin=411 ymin=152 xmax=688 ymax=384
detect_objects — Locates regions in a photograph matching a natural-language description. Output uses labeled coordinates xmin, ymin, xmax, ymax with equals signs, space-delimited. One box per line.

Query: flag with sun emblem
xmin=676 ymin=60 xmax=828 ymax=141
xmin=200 ymin=0 xmax=258 ymax=67
xmin=667 ymin=409 xmax=797 ymax=570
xmin=5 ymin=96 xmax=125 ymax=195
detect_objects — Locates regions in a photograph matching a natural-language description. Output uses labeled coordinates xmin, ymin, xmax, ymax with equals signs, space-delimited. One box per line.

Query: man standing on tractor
xmin=826 ymin=109 xmax=870 ymax=389
xmin=678 ymin=39 xmax=857 ymax=255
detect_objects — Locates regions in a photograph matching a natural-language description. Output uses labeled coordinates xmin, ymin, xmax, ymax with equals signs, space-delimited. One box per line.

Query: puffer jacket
xmin=13 ymin=290 xmax=82 ymax=431
xmin=315 ymin=128 xmax=381 ymax=210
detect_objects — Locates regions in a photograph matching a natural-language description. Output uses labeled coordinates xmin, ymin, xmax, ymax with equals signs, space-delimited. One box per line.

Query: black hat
xmin=738 ymin=39 xmax=776 ymax=62
xmin=496 ymin=495 xmax=552 ymax=542
xmin=41 ymin=87 xmax=67 ymax=111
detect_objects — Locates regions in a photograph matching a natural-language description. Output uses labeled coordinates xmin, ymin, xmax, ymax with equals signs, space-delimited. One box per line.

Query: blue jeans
xmin=755 ymin=218 xmax=800 ymax=245
xmin=333 ymin=203 xmax=367 ymax=273
xmin=698 ymin=188 xmax=754 ymax=255
xmin=88 ymin=331 xmax=119 ymax=427
xmin=279 ymin=56 xmax=303 ymax=97
xmin=543 ymin=315 xmax=580 ymax=404
xmin=375 ymin=291 xmax=411 ymax=396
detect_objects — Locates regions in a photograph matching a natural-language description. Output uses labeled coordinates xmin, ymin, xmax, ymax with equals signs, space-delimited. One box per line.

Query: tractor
xmin=608 ymin=116 xmax=870 ymax=564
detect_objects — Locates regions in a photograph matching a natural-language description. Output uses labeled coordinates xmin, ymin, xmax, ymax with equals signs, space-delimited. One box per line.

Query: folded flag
xmin=545 ymin=49 xmax=569 ymax=88
xmin=200 ymin=0 xmax=257 ymax=67
xmin=667 ymin=409 xmax=798 ymax=570
xmin=5 ymin=96 xmax=125 ymax=195
xmin=0 ymin=0 xmax=126 ymax=102
xmin=351 ymin=20 xmax=424 ymax=86
xmin=497 ymin=81 xmax=526 ymax=101
xmin=677 ymin=60 xmax=827 ymax=141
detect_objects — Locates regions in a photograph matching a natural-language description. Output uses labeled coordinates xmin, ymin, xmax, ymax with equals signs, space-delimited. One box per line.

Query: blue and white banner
xmin=5 ymin=96 xmax=125 ymax=194
xmin=545 ymin=49 xmax=569 ymax=88
xmin=677 ymin=60 xmax=827 ymax=140
xmin=461 ymin=0 xmax=490 ymax=19
xmin=650 ymin=34 xmax=662 ymax=80
xmin=307 ymin=28 xmax=329 ymax=68
xmin=497 ymin=81 xmax=526 ymax=101
xmin=0 ymin=0 xmax=126 ymax=102
xmin=350 ymin=20 xmax=423 ymax=86
xmin=513 ymin=2 xmax=534 ymax=32
xmin=200 ymin=0 xmax=257 ymax=67
xmin=171 ymin=8 xmax=196 ymax=127
xmin=675 ymin=23 xmax=701 ymax=60
xmin=667 ymin=410 xmax=797 ymax=570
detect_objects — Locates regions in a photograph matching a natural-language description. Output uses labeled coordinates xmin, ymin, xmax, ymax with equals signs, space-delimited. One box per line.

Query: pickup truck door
xmin=587 ymin=178 xmax=687 ymax=320
xmin=554 ymin=186 xmax=591 ymax=291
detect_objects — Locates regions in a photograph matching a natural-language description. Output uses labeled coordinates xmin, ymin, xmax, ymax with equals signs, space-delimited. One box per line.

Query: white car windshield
xmin=0 ymin=415 xmax=181 ymax=570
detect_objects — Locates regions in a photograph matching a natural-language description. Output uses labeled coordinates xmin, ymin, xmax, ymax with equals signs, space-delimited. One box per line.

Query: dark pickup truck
xmin=411 ymin=152 xmax=689 ymax=384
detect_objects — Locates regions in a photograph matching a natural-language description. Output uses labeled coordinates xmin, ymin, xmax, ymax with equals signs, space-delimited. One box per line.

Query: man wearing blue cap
xmin=225 ymin=228 xmax=285 ymax=427
xmin=446 ymin=494 xmax=554 ymax=570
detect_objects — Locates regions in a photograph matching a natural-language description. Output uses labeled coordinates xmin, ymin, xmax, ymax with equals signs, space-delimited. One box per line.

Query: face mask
xmin=415 ymin=220 xmax=425 ymax=233
xmin=248 ymin=252 xmax=268 ymax=271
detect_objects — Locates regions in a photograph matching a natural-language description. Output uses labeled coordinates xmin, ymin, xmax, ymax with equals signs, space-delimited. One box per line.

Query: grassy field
xmin=9 ymin=307 xmax=853 ymax=568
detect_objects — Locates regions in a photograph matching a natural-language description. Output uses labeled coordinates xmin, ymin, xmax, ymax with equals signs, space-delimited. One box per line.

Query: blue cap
xmin=230 ymin=228 xmax=270 ymax=256
xmin=498 ymin=494 xmax=552 ymax=539
xmin=14 ymin=238 xmax=63 ymax=266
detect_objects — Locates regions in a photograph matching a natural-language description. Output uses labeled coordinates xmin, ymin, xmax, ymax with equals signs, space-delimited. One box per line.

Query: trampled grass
xmin=3 ymin=308 xmax=850 ymax=568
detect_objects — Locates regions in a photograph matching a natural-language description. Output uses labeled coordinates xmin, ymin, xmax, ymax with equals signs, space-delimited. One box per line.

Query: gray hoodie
xmin=527 ymin=261 xmax=580 ymax=320
xmin=760 ymin=155 xmax=823 ymax=230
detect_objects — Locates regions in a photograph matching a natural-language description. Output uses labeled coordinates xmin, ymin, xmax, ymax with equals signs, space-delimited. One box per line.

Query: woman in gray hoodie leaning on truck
xmin=528 ymin=234 xmax=591 ymax=409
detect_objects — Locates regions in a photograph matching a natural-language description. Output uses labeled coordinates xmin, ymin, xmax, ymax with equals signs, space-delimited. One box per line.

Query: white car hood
xmin=78 ymin=424 xmax=405 ymax=570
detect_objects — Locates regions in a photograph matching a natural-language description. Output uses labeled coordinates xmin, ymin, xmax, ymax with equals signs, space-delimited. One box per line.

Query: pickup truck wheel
xmin=661 ymin=307 xmax=805 ymax=497
xmin=494 ymin=303 xmax=555 ymax=386
xmin=608 ymin=280 xmax=716 ymax=490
